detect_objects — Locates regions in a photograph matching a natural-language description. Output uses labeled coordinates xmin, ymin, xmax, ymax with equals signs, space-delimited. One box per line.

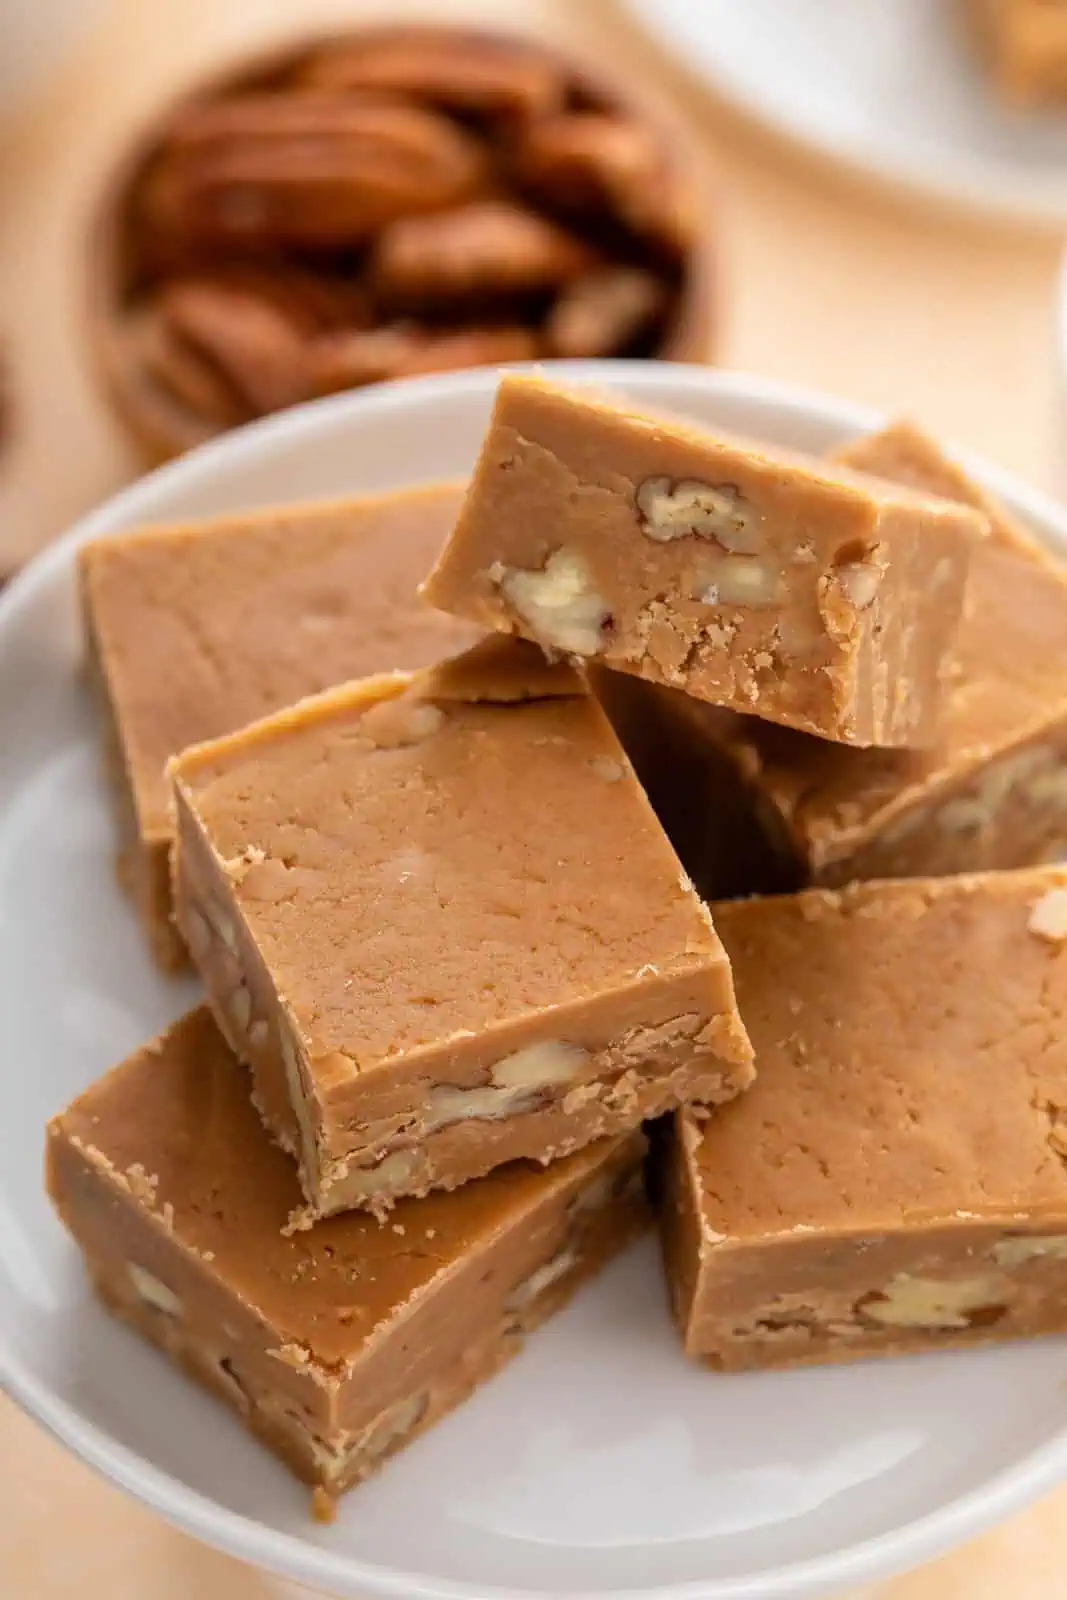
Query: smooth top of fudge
xmin=421 ymin=376 xmax=987 ymax=747
xmin=715 ymin=423 xmax=1067 ymax=864
xmin=48 ymin=1006 xmax=631 ymax=1370
xmin=171 ymin=636 xmax=744 ymax=1074
xmin=451 ymin=375 xmax=989 ymax=518
xmin=689 ymin=866 xmax=1067 ymax=1241
xmin=839 ymin=420 xmax=1045 ymax=560
xmin=80 ymin=484 xmax=476 ymax=841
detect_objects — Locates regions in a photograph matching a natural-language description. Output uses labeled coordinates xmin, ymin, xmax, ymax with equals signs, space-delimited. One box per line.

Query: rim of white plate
xmin=4 ymin=361 xmax=1067 ymax=1600
xmin=616 ymin=0 xmax=1067 ymax=228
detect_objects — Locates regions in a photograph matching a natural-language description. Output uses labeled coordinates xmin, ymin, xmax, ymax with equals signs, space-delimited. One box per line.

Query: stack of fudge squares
xmin=47 ymin=373 xmax=1067 ymax=1515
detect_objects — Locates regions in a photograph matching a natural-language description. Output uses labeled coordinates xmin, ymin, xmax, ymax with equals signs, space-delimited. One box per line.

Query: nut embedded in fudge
xmin=684 ymin=422 xmax=1067 ymax=890
xmin=46 ymin=1006 xmax=648 ymax=1505
xmin=80 ymin=483 xmax=475 ymax=971
xmin=420 ymin=375 xmax=987 ymax=747
xmin=661 ymin=866 xmax=1067 ymax=1371
xmin=168 ymin=636 xmax=753 ymax=1218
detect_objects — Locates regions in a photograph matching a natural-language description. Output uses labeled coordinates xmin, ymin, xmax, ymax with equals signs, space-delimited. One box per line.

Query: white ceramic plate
xmin=4 ymin=362 xmax=1067 ymax=1600
xmin=618 ymin=0 xmax=1067 ymax=225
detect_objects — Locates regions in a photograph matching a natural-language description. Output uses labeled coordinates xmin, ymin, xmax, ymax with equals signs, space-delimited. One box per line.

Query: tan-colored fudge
xmin=690 ymin=423 xmax=1067 ymax=890
xmin=662 ymin=866 xmax=1067 ymax=1371
xmin=80 ymin=484 xmax=476 ymax=971
xmin=421 ymin=375 xmax=986 ymax=747
xmin=965 ymin=0 xmax=1067 ymax=104
xmin=47 ymin=1007 xmax=647 ymax=1507
xmin=169 ymin=637 xmax=754 ymax=1218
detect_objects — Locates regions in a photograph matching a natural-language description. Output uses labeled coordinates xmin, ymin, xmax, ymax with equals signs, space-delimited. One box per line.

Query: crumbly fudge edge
xmin=812 ymin=714 xmax=1067 ymax=885
xmin=47 ymin=1081 xmax=648 ymax=1495
xmin=167 ymin=671 xmax=419 ymax=1200
xmin=171 ymin=781 xmax=314 ymax=1178
xmin=306 ymin=958 xmax=753 ymax=1219
xmin=84 ymin=1144 xmax=647 ymax=1499
xmin=664 ymin=1108 xmax=1067 ymax=1371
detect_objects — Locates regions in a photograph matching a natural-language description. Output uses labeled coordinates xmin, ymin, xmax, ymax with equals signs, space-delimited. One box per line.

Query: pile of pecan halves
xmin=115 ymin=27 xmax=698 ymax=437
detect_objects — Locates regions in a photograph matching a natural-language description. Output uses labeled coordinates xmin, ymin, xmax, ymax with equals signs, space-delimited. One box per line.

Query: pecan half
xmin=545 ymin=267 xmax=666 ymax=357
xmin=139 ymin=93 xmax=490 ymax=251
xmin=514 ymin=112 xmax=695 ymax=258
xmin=155 ymin=266 xmax=360 ymax=415
xmin=104 ymin=27 xmax=697 ymax=455
xmin=168 ymin=261 xmax=368 ymax=331
xmin=370 ymin=200 xmax=595 ymax=308
xmin=298 ymin=28 xmax=567 ymax=125
xmin=125 ymin=304 xmax=249 ymax=428
xmin=310 ymin=323 xmax=538 ymax=393
xmin=308 ymin=325 xmax=424 ymax=392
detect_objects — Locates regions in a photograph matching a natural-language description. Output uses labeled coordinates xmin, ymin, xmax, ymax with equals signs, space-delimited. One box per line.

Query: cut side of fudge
xmin=80 ymin=483 xmax=475 ymax=970
xmin=169 ymin=636 xmax=754 ymax=1218
xmin=700 ymin=422 xmax=1067 ymax=888
xmin=662 ymin=866 xmax=1067 ymax=1370
xmin=421 ymin=375 xmax=986 ymax=747
xmin=47 ymin=1007 xmax=648 ymax=1505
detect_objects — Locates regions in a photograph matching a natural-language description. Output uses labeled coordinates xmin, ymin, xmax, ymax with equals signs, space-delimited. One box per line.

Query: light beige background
xmin=2 ymin=0 xmax=1067 ymax=1594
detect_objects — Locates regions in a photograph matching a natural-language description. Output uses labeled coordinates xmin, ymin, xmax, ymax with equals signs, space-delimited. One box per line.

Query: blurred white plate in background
xmin=619 ymin=0 xmax=1067 ymax=225
xmin=5 ymin=364 xmax=1067 ymax=1600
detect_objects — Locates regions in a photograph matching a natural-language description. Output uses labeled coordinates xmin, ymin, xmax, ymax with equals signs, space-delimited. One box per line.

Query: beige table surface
xmin=3 ymin=0 xmax=1067 ymax=1595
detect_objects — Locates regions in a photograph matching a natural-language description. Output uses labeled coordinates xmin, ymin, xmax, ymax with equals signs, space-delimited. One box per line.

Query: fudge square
xmin=420 ymin=374 xmax=987 ymax=747
xmin=662 ymin=866 xmax=1067 ymax=1372
xmin=707 ymin=422 xmax=1067 ymax=888
xmin=169 ymin=636 xmax=753 ymax=1218
xmin=80 ymin=483 xmax=476 ymax=971
xmin=46 ymin=1007 xmax=648 ymax=1505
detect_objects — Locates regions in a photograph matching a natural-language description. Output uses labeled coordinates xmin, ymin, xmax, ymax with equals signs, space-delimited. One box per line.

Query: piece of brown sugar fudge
xmin=964 ymin=0 xmax=1067 ymax=104
xmin=80 ymin=483 xmax=476 ymax=971
xmin=421 ymin=375 xmax=986 ymax=747
xmin=47 ymin=1007 xmax=647 ymax=1506
xmin=169 ymin=636 xmax=753 ymax=1218
xmin=661 ymin=866 xmax=1067 ymax=1372
xmin=696 ymin=422 xmax=1067 ymax=889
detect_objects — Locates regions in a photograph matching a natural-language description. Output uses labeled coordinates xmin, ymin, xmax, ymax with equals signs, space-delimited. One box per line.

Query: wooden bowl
xmin=86 ymin=24 xmax=717 ymax=463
